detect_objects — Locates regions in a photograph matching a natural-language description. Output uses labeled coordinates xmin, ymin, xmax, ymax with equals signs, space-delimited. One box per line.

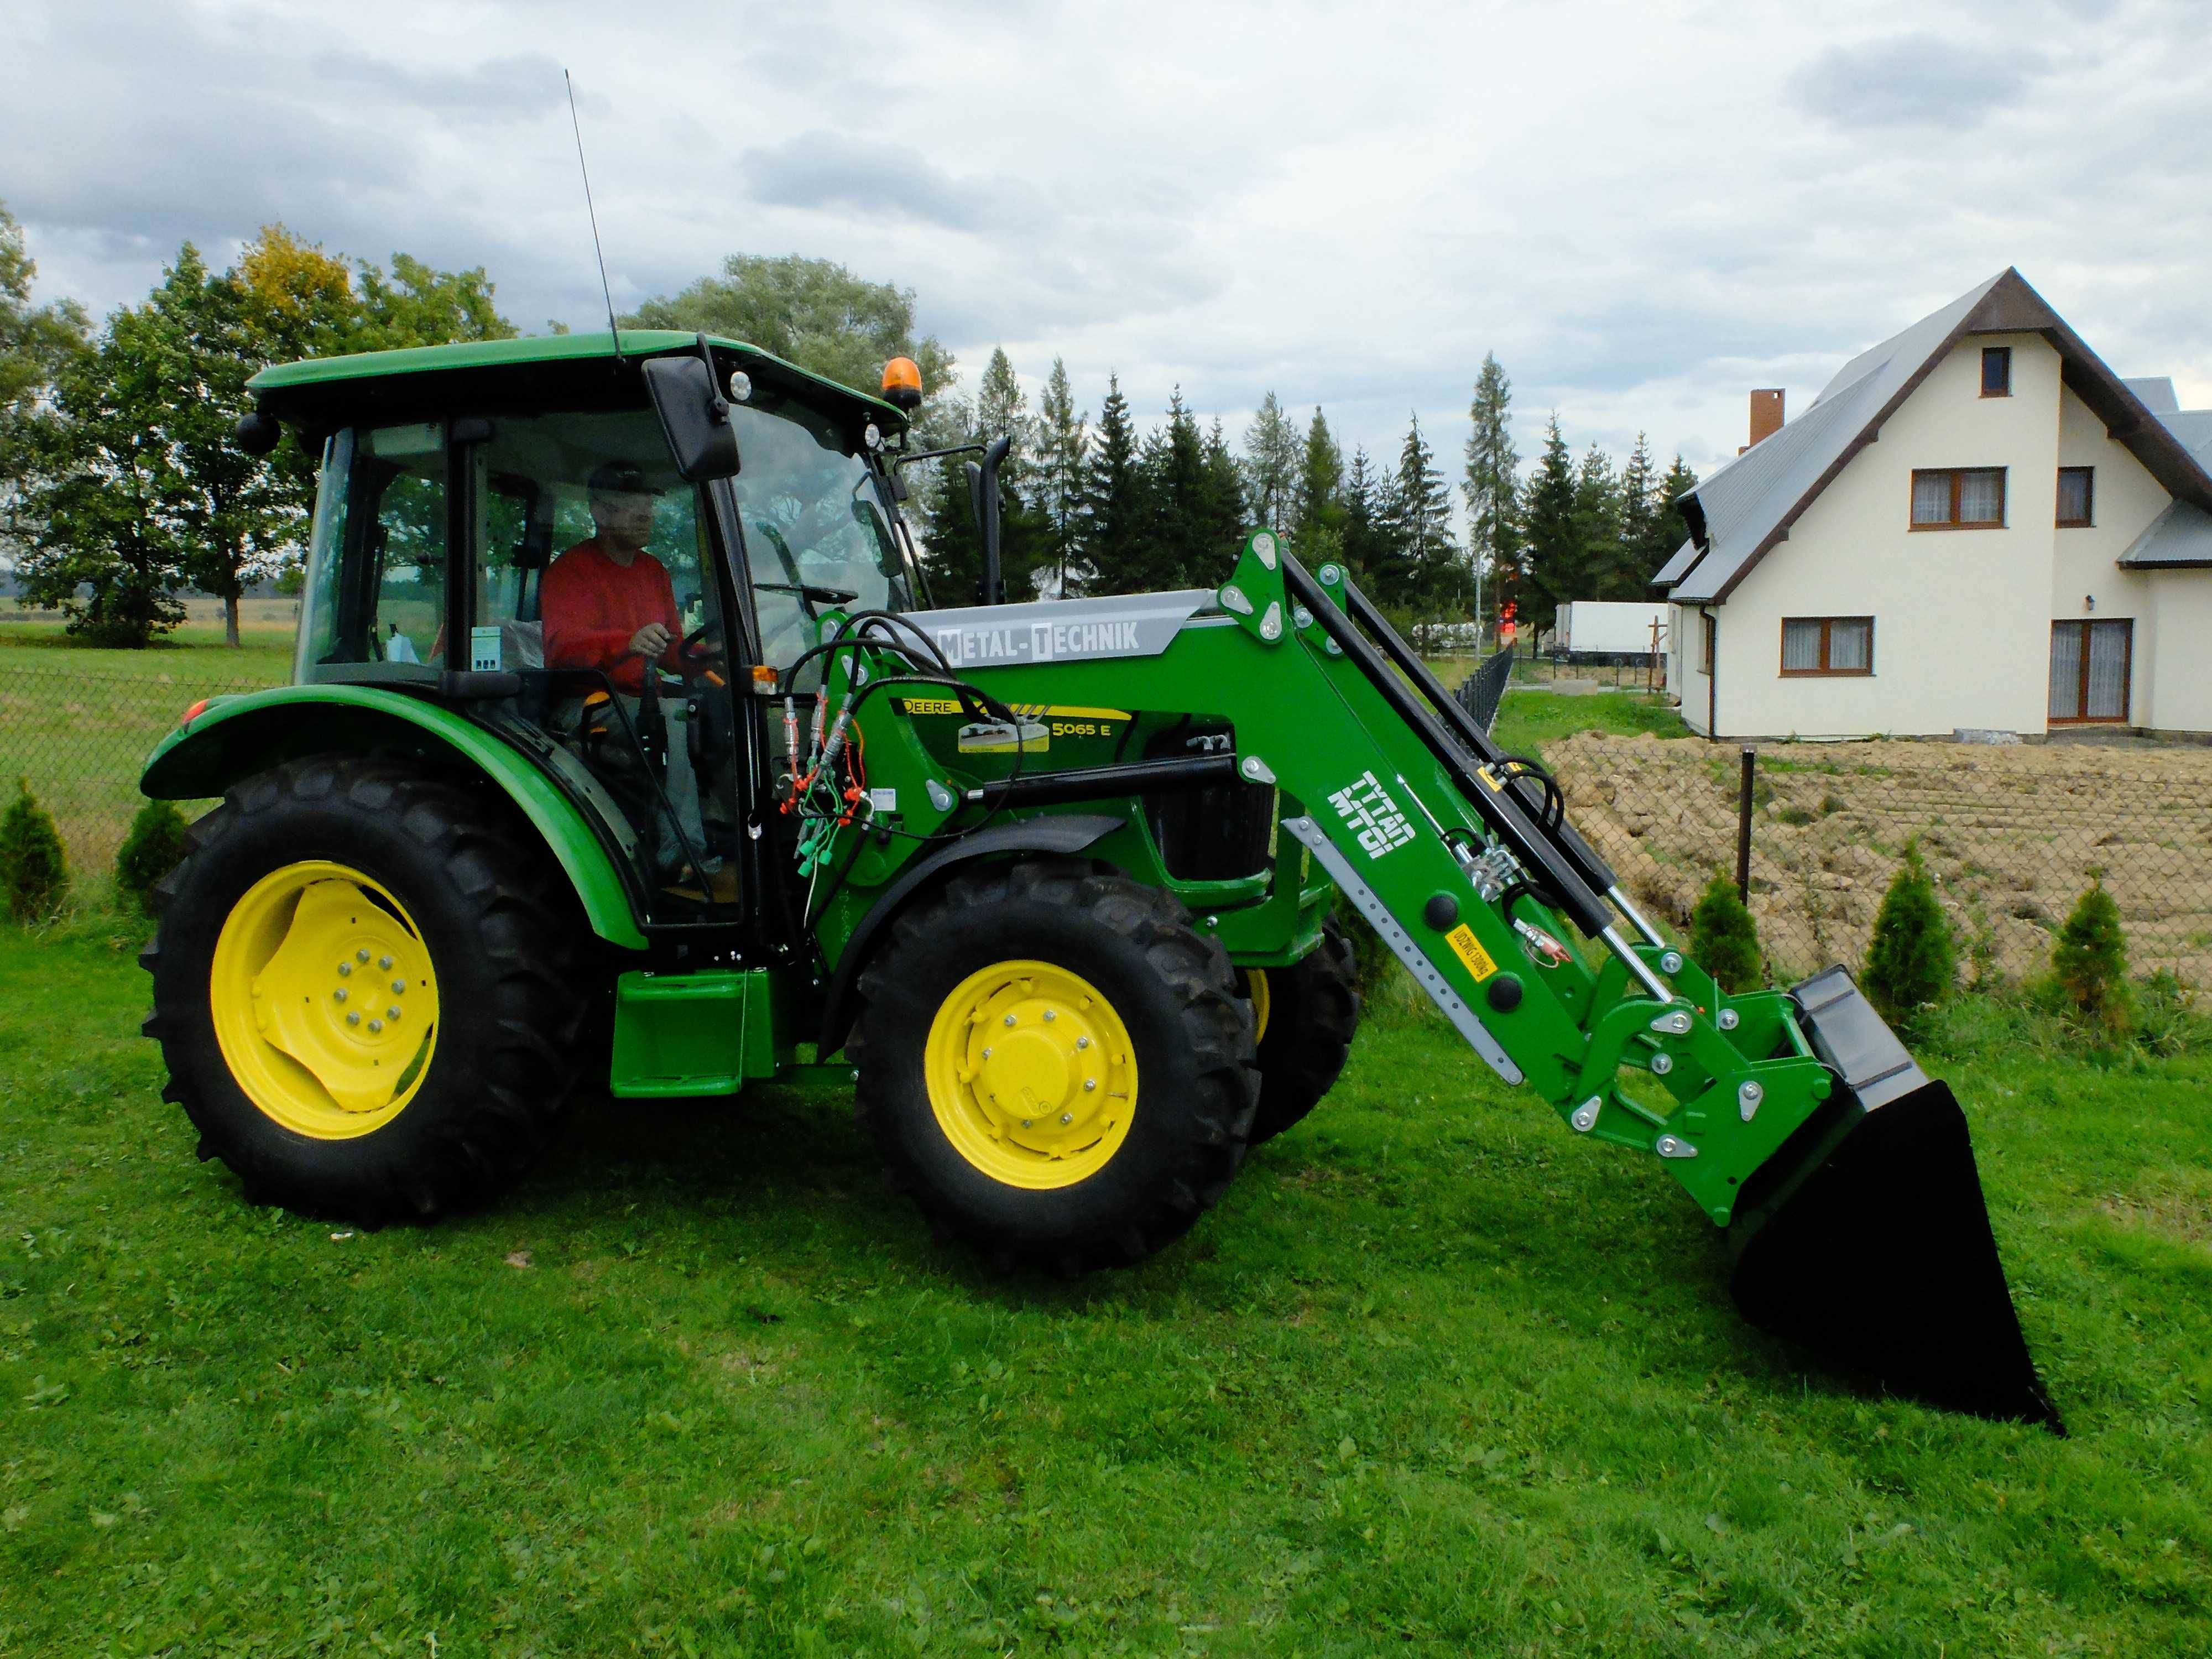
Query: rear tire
xmin=1245 ymin=919 xmax=1361 ymax=1145
xmin=849 ymin=857 xmax=1257 ymax=1275
xmin=142 ymin=756 xmax=597 ymax=1226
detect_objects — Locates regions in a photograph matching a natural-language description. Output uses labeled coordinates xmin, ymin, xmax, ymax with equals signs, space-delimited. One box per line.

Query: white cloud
xmin=6 ymin=0 xmax=2210 ymax=490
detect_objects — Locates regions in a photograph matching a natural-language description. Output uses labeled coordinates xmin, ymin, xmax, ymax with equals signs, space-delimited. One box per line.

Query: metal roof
xmin=247 ymin=330 xmax=906 ymax=421
xmin=1657 ymin=269 xmax=2212 ymax=605
xmin=2125 ymin=377 xmax=2181 ymax=413
xmin=2119 ymin=501 xmax=2212 ymax=569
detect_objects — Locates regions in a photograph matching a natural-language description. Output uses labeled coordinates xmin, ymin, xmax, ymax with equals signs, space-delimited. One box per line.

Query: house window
xmin=2049 ymin=619 xmax=2131 ymax=723
xmin=2057 ymin=466 xmax=2095 ymax=528
xmin=1981 ymin=347 xmax=2012 ymax=396
xmin=1781 ymin=617 xmax=1873 ymax=676
xmin=1698 ymin=612 xmax=1715 ymax=675
xmin=1910 ymin=467 xmax=2007 ymax=529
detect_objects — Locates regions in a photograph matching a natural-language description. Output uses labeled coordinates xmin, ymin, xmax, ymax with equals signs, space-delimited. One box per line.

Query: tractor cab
xmin=257 ymin=332 xmax=922 ymax=932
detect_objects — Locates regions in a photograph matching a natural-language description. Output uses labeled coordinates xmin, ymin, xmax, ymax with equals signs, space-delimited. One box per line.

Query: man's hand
xmin=627 ymin=622 xmax=672 ymax=661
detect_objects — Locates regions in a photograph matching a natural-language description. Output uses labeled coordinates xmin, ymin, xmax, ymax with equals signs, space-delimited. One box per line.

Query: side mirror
xmin=969 ymin=434 xmax=1011 ymax=604
xmin=644 ymin=336 xmax=740 ymax=483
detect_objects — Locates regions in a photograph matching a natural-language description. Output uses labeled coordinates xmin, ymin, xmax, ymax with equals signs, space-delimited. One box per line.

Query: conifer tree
xmin=1655 ymin=454 xmax=1701 ymax=565
xmin=1462 ymin=353 xmax=1518 ymax=623
xmin=1035 ymin=356 xmax=1088 ymax=594
xmin=1864 ymin=841 xmax=1956 ymax=1027
xmin=1573 ymin=443 xmax=1627 ymax=600
xmin=116 ymin=799 xmax=189 ymax=911
xmin=1690 ymin=872 xmax=1762 ymax=992
xmin=1080 ymin=374 xmax=1144 ymax=594
xmin=1518 ymin=414 xmax=1579 ymax=635
xmin=1297 ymin=406 xmax=1344 ymax=542
xmin=1619 ymin=433 xmax=1660 ymax=592
xmin=0 ymin=778 xmax=67 ymax=922
xmin=1197 ymin=416 xmax=1248 ymax=577
xmin=1239 ymin=390 xmax=1301 ymax=534
xmin=1339 ymin=446 xmax=1386 ymax=587
xmin=2052 ymin=875 xmax=2132 ymax=1035
xmin=1135 ymin=388 xmax=1207 ymax=591
xmin=1389 ymin=413 xmax=1465 ymax=612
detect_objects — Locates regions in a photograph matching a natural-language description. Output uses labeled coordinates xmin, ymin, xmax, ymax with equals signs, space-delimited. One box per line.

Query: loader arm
xmin=796 ymin=531 xmax=2058 ymax=1427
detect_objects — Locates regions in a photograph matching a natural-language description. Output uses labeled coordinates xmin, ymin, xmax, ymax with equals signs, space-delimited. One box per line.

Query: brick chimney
xmin=1740 ymin=388 xmax=1785 ymax=454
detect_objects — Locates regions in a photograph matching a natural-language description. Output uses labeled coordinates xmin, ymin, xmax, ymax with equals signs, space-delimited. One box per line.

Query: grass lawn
xmin=3 ymin=920 xmax=2208 ymax=1656
xmin=0 ymin=624 xmax=292 ymax=883
xmin=1493 ymin=688 xmax=1691 ymax=752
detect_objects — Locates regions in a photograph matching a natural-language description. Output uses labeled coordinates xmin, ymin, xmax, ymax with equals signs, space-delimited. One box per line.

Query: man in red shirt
xmin=542 ymin=461 xmax=683 ymax=691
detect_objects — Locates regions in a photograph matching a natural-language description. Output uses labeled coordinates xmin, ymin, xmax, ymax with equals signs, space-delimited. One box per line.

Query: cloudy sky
xmin=8 ymin=0 xmax=2210 ymax=491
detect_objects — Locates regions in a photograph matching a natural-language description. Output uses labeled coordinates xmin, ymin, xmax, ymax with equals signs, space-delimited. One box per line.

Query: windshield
xmin=728 ymin=390 xmax=915 ymax=673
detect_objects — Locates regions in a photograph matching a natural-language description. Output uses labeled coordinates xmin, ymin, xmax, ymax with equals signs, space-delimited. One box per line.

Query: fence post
xmin=1736 ymin=746 xmax=1755 ymax=903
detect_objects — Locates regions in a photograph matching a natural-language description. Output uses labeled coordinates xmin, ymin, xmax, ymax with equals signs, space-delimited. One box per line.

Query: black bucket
xmin=1728 ymin=969 xmax=2062 ymax=1431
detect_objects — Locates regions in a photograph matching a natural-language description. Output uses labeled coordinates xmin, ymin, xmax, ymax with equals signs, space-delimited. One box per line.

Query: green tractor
xmin=141 ymin=331 xmax=2057 ymax=1427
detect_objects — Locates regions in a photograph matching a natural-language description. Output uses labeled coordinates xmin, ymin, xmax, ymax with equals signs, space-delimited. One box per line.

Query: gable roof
xmin=1656 ymin=269 xmax=2212 ymax=604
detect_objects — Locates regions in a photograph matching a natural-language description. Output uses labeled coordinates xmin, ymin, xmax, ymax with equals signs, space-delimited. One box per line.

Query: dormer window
xmin=1981 ymin=347 xmax=2012 ymax=397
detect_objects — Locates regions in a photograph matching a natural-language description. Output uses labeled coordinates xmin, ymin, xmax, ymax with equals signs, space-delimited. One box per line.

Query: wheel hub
xmin=926 ymin=961 xmax=1138 ymax=1188
xmin=210 ymin=861 xmax=441 ymax=1136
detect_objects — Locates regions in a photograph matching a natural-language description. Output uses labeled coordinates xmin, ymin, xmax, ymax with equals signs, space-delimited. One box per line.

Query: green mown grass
xmin=3 ymin=920 xmax=2209 ymax=1656
xmin=1493 ymin=690 xmax=1691 ymax=753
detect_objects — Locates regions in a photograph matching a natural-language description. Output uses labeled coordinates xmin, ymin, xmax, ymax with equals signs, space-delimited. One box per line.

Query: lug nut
xmin=1084 ymin=1078 xmax=1097 ymax=1092
xmin=1075 ymin=1036 xmax=1090 ymax=1050
xmin=337 ymin=962 xmax=352 ymax=978
xmin=378 ymin=956 xmax=394 ymax=970
xmin=346 ymin=1011 xmax=361 ymax=1026
xmin=982 ymin=1047 xmax=993 ymax=1060
xmin=387 ymin=1007 xmax=401 ymax=1021
xmin=333 ymin=988 xmax=347 ymax=1003
xmin=390 ymin=980 xmax=405 ymax=995
xmin=368 ymin=1019 xmax=383 ymax=1034
xmin=1004 ymin=1014 xmax=1017 ymax=1027
xmin=1060 ymin=1113 xmax=1073 ymax=1124
xmin=1042 ymin=1009 xmax=1056 ymax=1022
xmin=357 ymin=949 xmax=371 ymax=963
xmin=1021 ymin=1119 xmax=1033 ymax=1129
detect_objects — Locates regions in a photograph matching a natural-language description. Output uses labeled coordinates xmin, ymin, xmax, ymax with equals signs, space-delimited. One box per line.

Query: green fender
xmin=140 ymin=684 xmax=649 ymax=950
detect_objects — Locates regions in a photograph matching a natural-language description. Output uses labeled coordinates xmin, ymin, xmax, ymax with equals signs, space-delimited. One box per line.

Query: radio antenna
xmin=564 ymin=69 xmax=623 ymax=367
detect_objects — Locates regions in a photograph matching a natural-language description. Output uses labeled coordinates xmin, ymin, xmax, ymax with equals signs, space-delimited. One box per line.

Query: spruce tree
xmin=1196 ymin=416 xmax=1248 ymax=578
xmin=1134 ymin=388 xmax=1206 ymax=591
xmin=1297 ymin=406 xmax=1344 ymax=541
xmin=1340 ymin=446 xmax=1386 ymax=587
xmin=2052 ymin=875 xmax=2132 ymax=1035
xmin=1572 ymin=443 xmax=1626 ymax=599
xmin=1035 ymin=356 xmax=1088 ymax=594
xmin=1462 ymin=352 xmax=1518 ymax=625
xmin=1518 ymin=414 xmax=1579 ymax=635
xmin=1389 ymin=414 xmax=1465 ymax=613
xmin=0 ymin=778 xmax=67 ymax=922
xmin=1079 ymin=374 xmax=1144 ymax=594
xmin=1619 ymin=433 xmax=1660 ymax=592
xmin=1864 ymin=841 xmax=1957 ymax=1026
xmin=115 ymin=799 xmax=190 ymax=911
xmin=1690 ymin=872 xmax=1763 ymax=993
xmin=1655 ymin=455 xmax=1700 ymax=565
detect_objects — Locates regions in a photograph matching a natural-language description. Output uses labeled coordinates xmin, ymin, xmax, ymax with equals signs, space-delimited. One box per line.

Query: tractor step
xmin=1727 ymin=969 xmax=2062 ymax=1430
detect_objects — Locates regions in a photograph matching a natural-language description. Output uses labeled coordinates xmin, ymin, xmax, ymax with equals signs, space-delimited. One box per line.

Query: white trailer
xmin=1556 ymin=601 xmax=1667 ymax=660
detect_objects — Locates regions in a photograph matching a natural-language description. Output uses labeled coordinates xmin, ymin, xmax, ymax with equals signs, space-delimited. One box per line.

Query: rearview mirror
xmin=644 ymin=341 xmax=740 ymax=483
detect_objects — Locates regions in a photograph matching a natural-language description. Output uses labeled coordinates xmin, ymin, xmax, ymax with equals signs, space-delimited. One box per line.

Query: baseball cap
xmin=587 ymin=460 xmax=653 ymax=497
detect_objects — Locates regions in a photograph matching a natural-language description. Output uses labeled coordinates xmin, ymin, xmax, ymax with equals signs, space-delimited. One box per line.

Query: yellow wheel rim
xmin=1243 ymin=967 xmax=1272 ymax=1045
xmin=924 ymin=958 xmax=1138 ymax=1190
xmin=208 ymin=860 xmax=441 ymax=1139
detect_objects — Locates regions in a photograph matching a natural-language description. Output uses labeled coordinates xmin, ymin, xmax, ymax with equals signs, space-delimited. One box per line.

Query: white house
xmin=1653 ymin=269 xmax=2212 ymax=739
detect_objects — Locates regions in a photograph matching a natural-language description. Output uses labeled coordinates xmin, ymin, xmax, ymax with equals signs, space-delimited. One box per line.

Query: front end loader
xmin=138 ymin=332 xmax=2058 ymax=1428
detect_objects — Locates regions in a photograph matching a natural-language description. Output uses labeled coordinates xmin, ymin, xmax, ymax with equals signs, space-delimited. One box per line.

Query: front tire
xmin=142 ymin=757 xmax=597 ymax=1225
xmin=1244 ymin=919 xmax=1362 ymax=1145
xmin=849 ymin=858 xmax=1257 ymax=1275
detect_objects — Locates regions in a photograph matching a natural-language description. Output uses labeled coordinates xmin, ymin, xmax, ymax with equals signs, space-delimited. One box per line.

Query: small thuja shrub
xmin=1864 ymin=839 xmax=1955 ymax=1026
xmin=115 ymin=799 xmax=190 ymax=911
xmin=0 ymin=778 xmax=69 ymax=922
xmin=1690 ymin=872 xmax=1762 ymax=992
xmin=2052 ymin=874 xmax=2132 ymax=1036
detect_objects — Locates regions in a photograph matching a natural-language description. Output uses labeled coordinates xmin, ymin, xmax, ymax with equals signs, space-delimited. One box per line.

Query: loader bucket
xmin=1728 ymin=968 xmax=2063 ymax=1431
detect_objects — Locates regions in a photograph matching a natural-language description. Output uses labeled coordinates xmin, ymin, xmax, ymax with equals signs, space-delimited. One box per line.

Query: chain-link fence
xmin=0 ymin=664 xmax=280 ymax=876
xmin=1542 ymin=729 xmax=2212 ymax=990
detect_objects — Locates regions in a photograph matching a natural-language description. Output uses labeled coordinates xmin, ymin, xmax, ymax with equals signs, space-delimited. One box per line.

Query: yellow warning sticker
xmin=1444 ymin=923 xmax=1499 ymax=981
